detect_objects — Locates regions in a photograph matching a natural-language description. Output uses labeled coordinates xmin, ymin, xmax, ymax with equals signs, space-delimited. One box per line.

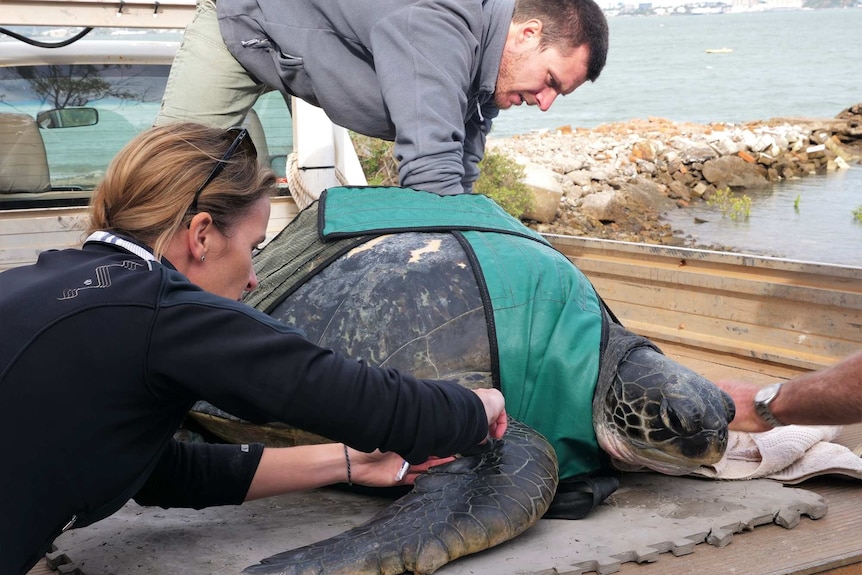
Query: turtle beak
xmin=720 ymin=388 xmax=736 ymax=425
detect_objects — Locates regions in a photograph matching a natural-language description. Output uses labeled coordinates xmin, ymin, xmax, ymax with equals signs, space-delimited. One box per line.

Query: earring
xmin=201 ymin=255 xmax=206 ymax=262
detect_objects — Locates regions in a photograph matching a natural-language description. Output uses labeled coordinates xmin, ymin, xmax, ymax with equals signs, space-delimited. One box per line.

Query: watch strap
xmin=754 ymin=383 xmax=786 ymax=427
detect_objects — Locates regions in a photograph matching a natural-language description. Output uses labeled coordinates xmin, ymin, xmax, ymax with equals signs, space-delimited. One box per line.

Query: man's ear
xmin=187 ymin=211 xmax=216 ymax=261
xmin=518 ymin=18 xmax=544 ymax=46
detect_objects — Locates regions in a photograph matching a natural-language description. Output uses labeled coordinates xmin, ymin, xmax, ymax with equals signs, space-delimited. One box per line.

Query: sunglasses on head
xmin=189 ymin=126 xmax=258 ymax=213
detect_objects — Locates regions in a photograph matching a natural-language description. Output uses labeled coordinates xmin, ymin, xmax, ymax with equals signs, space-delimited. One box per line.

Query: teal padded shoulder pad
xmin=319 ymin=186 xmax=549 ymax=246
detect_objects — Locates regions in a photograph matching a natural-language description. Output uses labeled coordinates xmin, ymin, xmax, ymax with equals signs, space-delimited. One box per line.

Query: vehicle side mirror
xmin=36 ymin=107 xmax=99 ymax=129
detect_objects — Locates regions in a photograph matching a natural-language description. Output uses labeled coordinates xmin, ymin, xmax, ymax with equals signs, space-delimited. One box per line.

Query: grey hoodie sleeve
xmin=462 ymin=96 xmax=499 ymax=193
xmin=369 ymin=1 xmax=485 ymax=196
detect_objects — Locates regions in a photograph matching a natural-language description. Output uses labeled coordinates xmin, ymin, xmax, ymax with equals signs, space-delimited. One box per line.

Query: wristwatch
xmin=754 ymin=382 xmax=786 ymax=428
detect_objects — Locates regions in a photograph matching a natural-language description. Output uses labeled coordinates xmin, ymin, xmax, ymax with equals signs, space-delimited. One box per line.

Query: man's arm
xmin=372 ymin=1 xmax=485 ymax=196
xmin=461 ymin=96 xmax=499 ymax=193
xmin=716 ymin=350 xmax=862 ymax=432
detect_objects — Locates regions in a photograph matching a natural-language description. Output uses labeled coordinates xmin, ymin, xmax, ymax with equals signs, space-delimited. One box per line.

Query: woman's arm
xmin=245 ymin=389 xmax=508 ymax=501
xmin=245 ymin=444 xmax=454 ymax=501
xmin=153 ymin=295 xmax=505 ymax=463
xmin=247 ymin=386 xmax=506 ymax=500
xmin=135 ymin=440 xmax=456 ymax=508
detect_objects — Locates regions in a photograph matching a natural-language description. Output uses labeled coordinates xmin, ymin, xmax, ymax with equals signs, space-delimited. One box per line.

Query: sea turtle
xmin=189 ymin=187 xmax=734 ymax=575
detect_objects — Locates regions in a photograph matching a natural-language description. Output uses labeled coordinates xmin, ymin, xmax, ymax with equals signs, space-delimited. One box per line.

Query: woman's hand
xmin=246 ymin=443 xmax=455 ymax=500
xmin=472 ymin=388 xmax=508 ymax=439
xmin=347 ymin=388 xmax=508 ymax=488
xmin=348 ymin=448 xmax=455 ymax=487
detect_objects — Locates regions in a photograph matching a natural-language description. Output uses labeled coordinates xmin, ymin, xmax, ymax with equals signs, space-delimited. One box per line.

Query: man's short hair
xmin=512 ymin=0 xmax=609 ymax=82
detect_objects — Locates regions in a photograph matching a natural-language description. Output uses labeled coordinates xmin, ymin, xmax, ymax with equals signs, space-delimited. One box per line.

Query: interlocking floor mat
xmin=52 ymin=473 xmax=825 ymax=575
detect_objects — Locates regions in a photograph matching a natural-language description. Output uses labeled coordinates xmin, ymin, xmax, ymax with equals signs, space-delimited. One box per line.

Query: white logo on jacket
xmin=58 ymin=260 xmax=146 ymax=300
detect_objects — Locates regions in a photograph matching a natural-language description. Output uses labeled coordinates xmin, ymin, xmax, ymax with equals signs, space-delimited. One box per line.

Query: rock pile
xmin=486 ymin=103 xmax=862 ymax=247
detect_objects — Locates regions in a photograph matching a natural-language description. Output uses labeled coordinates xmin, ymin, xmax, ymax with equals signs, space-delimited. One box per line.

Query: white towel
xmin=691 ymin=425 xmax=862 ymax=484
xmin=612 ymin=425 xmax=862 ymax=483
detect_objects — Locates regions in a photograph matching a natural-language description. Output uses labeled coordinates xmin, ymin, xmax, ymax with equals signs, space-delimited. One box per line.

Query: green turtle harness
xmin=247 ymin=186 xmax=611 ymax=482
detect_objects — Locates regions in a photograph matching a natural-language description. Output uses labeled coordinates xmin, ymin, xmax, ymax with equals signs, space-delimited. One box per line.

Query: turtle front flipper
xmin=243 ymin=419 xmax=558 ymax=575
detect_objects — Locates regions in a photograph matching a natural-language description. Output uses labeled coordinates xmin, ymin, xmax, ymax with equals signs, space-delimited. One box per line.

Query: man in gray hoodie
xmin=156 ymin=0 xmax=608 ymax=197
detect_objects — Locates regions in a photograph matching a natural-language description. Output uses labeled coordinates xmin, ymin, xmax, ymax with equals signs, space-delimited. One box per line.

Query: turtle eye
xmin=660 ymin=398 xmax=687 ymax=435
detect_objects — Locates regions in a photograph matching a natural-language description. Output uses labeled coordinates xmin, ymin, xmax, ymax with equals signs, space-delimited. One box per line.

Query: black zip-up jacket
xmin=0 ymin=237 xmax=487 ymax=574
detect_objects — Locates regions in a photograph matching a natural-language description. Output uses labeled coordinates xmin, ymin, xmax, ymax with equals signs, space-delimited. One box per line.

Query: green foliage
xmin=474 ymin=151 xmax=533 ymax=219
xmin=707 ymin=187 xmax=752 ymax=221
xmin=349 ymin=133 xmax=398 ymax=186
xmin=349 ymin=134 xmax=533 ymax=219
xmin=853 ymin=205 xmax=862 ymax=223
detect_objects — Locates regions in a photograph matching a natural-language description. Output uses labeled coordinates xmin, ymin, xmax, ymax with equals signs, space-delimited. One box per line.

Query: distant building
xmin=601 ymin=0 xmax=814 ymax=15
xmin=690 ymin=2 xmax=730 ymax=13
xmin=730 ymin=0 xmax=804 ymax=11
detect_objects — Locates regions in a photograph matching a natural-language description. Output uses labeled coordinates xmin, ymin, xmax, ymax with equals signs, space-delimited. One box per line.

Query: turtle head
xmin=593 ymin=346 xmax=735 ymax=475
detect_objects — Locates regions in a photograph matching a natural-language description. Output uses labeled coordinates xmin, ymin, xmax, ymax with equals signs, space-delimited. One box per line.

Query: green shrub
xmin=474 ymin=151 xmax=533 ymax=219
xmin=707 ymin=187 xmax=752 ymax=221
xmin=853 ymin=205 xmax=862 ymax=223
xmin=349 ymin=134 xmax=532 ymax=218
xmin=349 ymin=133 xmax=398 ymax=186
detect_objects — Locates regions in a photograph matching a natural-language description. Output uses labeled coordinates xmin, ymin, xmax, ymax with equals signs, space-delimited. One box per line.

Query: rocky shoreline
xmin=486 ymin=103 xmax=862 ymax=249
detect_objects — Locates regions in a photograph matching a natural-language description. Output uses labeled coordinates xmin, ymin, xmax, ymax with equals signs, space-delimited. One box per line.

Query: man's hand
xmin=714 ymin=379 xmax=771 ymax=432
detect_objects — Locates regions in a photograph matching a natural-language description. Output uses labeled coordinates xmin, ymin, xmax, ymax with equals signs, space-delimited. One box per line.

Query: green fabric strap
xmin=464 ymin=229 xmax=604 ymax=478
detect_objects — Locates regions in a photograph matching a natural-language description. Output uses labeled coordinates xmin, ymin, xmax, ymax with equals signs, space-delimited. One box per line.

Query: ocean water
xmin=661 ymin=164 xmax=862 ymax=265
xmin=491 ymin=9 xmax=862 ymax=266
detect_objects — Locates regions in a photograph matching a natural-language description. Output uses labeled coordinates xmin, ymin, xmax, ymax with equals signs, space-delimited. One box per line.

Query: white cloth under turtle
xmin=614 ymin=425 xmax=862 ymax=483
xmin=694 ymin=425 xmax=862 ymax=483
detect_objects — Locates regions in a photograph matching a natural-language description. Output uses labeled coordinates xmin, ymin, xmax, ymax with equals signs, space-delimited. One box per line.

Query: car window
xmin=0 ymin=57 xmax=292 ymax=209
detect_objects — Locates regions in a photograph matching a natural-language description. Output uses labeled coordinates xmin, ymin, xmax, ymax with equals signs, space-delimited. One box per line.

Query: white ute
xmin=0 ymin=0 xmax=365 ymax=271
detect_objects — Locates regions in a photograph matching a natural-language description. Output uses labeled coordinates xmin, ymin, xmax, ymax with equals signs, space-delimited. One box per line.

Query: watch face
xmin=754 ymin=383 xmax=785 ymax=427
xmin=756 ymin=383 xmax=781 ymax=403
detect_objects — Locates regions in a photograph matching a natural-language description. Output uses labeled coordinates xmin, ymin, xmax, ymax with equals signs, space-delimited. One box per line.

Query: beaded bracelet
xmin=343 ymin=444 xmax=352 ymax=485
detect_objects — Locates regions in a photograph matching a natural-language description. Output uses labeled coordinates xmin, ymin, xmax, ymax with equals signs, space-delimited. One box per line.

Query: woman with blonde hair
xmin=0 ymin=122 xmax=507 ymax=575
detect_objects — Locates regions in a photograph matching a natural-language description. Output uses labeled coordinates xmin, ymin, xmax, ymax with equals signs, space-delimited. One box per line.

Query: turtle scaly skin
xmin=594 ymin=343 xmax=733 ymax=475
xmin=244 ymin=419 xmax=558 ymax=575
